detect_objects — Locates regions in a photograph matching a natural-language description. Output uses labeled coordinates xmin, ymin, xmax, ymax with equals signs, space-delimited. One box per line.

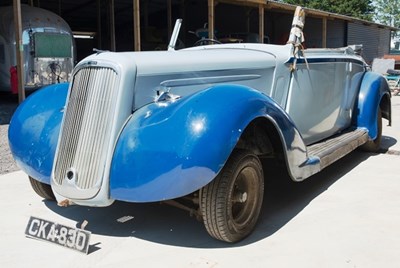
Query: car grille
xmin=53 ymin=66 xmax=119 ymax=190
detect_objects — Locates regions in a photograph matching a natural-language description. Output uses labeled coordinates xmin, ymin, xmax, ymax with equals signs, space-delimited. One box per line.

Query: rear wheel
xmin=29 ymin=176 xmax=56 ymax=200
xmin=360 ymin=108 xmax=382 ymax=152
xmin=200 ymin=150 xmax=264 ymax=243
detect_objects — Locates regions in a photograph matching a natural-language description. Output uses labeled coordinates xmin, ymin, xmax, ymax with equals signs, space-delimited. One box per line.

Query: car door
xmin=284 ymin=51 xmax=364 ymax=145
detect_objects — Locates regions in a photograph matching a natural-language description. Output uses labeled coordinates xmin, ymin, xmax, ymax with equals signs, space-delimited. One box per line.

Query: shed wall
xmin=347 ymin=22 xmax=391 ymax=63
xmin=327 ymin=19 xmax=345 ymax=48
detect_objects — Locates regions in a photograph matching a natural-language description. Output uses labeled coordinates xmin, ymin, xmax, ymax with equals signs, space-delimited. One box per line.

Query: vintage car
xmin=9 ymin=7 xmax=391 ymax=243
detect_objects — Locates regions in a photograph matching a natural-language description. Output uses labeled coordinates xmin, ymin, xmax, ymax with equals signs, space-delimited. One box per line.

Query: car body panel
xmin=285 ymin=49 xmax=366 ymax=145
xmin=8 ymin=83 xmax=68 ymax=183
xmin=109 ymin=84 xmax=310 ymax=202
xmin=356 ymin=71 xmax=392 ymax=139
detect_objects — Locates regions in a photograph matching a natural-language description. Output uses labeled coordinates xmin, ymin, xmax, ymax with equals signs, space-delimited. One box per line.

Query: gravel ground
xmin=0 ymin=93 xmax=19 ymax=175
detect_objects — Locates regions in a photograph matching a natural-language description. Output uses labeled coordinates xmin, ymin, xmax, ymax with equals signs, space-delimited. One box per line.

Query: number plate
xmin=25 ymin=216 xmax=91 ymax=254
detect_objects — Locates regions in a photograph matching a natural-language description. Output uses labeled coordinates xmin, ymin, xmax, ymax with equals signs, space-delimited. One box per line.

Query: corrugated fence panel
xmin=348 ymin=22 xmax=391 ymax=63
xmin=327 ymin=19 xmax=345 ymax=48
xmin=378 ymin=28 xmax=391 ymax=57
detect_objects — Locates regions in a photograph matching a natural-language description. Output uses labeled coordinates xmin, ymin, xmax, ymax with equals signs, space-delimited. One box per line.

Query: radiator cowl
xmin=51 ymin=63 xmax=131 ymax=203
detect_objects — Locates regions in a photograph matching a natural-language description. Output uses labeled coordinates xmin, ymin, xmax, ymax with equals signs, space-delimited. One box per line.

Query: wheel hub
xmin=233 ymin=191 xmax=248 ymax=203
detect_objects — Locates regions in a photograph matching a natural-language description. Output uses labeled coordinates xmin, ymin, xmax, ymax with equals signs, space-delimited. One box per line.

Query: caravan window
xmin=34 ymin=33 xmax=72 ymax=58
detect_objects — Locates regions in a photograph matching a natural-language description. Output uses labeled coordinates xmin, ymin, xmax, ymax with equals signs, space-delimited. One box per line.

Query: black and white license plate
xmin=25 ymin=216 xmax=91 ymax=254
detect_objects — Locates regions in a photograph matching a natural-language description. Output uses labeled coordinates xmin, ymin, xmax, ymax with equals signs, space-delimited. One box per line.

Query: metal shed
xmin=2 ymin=0 xmax=399 ymax=101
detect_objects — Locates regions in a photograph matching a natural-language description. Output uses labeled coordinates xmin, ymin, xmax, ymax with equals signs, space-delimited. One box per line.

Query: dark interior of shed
xmin=1 ymin=0 xmax=296 ymax=61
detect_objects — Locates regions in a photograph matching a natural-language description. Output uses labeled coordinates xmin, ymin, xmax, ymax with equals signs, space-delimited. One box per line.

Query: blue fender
xmin=356 ymin=72 xmax=391 ymax=139
xmin=8 ymin=83 xmax=68 ymax=184
xmin=110 ymin=84 xmax=307 ymax=202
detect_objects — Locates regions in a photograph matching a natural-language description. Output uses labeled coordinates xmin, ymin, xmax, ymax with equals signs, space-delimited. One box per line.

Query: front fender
xmin=356 ymin=72 xmax=391 ymax=139
xmin=110 ymin=84 xmax=308 ymax=202
xmin=8 ymin=83 xmax=68 ymax=184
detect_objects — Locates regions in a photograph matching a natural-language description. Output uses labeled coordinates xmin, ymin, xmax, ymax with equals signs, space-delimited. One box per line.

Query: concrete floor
xmin=1 ymin=96 xmax=399 ymax=268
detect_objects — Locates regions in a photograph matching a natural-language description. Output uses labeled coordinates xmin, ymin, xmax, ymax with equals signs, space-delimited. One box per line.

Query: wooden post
xmin=109 ymin=0 xmax=116 ymax=51
xmin=208 ymin=0 xmax=214 ymax=40
xmin=208 ymin=0 xmax=215 ymax=39
xmin=133 ymin=0 xmax=141 ymax=51
xmin=322 ymin=17 xmax=327 ymax=48
xmin=259 ymin=4 xmax=264 ymax=43
xmin=13 ymin=0 xmax=25 ymax=103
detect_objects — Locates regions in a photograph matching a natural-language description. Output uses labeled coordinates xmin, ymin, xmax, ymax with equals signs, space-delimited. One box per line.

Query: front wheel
xmin=360 ymin=108 xmax=382 ymax=152
xmin=29 ymin=176 xmax=56 ymax=200
xmin=200 ymin=150 xmax=264 ymax=243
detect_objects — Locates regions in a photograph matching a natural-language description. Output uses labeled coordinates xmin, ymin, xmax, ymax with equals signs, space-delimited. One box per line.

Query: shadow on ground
xmin=380 ymin=135 xmax=398 ymax=153
xmin=43 ymin=150 xmax=374 ymax=249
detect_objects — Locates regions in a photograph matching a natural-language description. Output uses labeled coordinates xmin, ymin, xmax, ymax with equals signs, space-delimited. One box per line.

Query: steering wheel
xmin=194 ymin=38 xmax=222 ymax=46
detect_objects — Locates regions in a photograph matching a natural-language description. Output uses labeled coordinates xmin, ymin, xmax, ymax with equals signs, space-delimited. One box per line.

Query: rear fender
xmin=8 ymin=83 xmax=68 ymax=184
xmin=356 ymin=72 xmax=391 ymax=139
xmin=109 ymin=84 xmax=309 ymax=202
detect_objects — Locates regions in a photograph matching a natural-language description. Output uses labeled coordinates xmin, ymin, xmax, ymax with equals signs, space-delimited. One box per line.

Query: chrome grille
xmin=54 ymin=67 xmax=119 ymax=189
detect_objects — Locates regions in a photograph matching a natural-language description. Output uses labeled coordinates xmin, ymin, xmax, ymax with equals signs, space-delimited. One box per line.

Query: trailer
xmin=0 ymin=4 xmax=75 ymax=93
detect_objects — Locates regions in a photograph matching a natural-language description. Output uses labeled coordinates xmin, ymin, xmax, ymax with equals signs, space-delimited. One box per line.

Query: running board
xmin=307 ymin=128 xmax=369 ymax=170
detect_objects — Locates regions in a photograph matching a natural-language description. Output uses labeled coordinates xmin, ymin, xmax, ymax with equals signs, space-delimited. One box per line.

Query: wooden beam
xmin=322 ymin=17 xmax=327 ymax=48
xmin=208 ymin=0 xmax=215 ymax=40
xmin=133 ymin=0 xmax=141 ymax=51
xmin=13 ymin=0 xmax=25 ymax=103
xmin=259 ymin=4 xmax=264 ymax=43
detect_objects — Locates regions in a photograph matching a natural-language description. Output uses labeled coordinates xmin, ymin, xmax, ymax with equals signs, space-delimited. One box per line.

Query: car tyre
xmin=29 ymin=176 xmax=56 ymax=200
xmin=200 ymin=149 xmax=264 ymax=243
xmin=360 ymin=108 xmax=382 ymax=152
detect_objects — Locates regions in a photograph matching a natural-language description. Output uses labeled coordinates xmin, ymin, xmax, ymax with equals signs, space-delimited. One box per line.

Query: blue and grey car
xmin=8 ymin=7 xmax=391 ymax=243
